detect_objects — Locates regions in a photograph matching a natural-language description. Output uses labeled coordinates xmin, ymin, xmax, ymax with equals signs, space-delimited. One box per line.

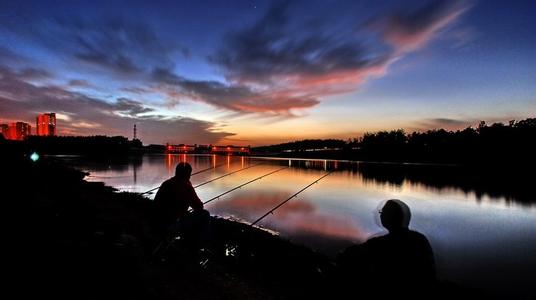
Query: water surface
xmin=60 ymin=154 xmax=536 ymax=297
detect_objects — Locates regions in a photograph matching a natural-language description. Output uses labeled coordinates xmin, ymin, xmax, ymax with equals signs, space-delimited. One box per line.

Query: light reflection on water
xmin=62 ymin=154 xmax=536 ymax=296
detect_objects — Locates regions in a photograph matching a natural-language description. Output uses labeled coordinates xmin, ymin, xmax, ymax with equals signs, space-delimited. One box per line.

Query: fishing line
xmin=140 ymin=162 xmax=228 ymax=195
xmin=193 ymin=163 xmax=262 ymax=188
xmin=201 ymin=166 xmax=289 ymax=206
xmin=250 ymin=170 xmax=333 ymax=226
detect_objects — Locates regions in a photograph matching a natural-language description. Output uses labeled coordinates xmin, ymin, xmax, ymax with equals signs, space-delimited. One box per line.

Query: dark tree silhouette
xmin=23 ymin=135 xmax=142 ymax=155
xmin=253 ymin=118 xmax=536 ymax=166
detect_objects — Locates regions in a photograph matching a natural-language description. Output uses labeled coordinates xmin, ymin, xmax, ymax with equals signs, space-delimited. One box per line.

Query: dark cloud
xmin=0 ymin=46 xmax=27 ymax=64
xmin=152 ymin=67 xmax=252 ymax=109
xmin=133 ymin=116 xmax=234 ymax=145
xmin=211 ymin=1 xmax=387 ymax=82
xmin=0 ymin=65 xmax=105 ymax=117
xmin=411 ymin=117 xmax=474 ymax=131
xmin=152 ymin=67 xmax=319 ymax=114
xmin=3 ymin=16 xmax=188 ymax=75
xmin=120 ymin=87 xmax=150 ymax=94
xmin=0 ymin=65 xmax=234 ymax=144
xmin=113 ymin=98 xmax=154 ymax=116
xmin=0 ymin=66 xmax=52 ymax=80
xmin=76 ymin=52 xmax=142 ymax=74
xmin=429 ymin=118 xmax=468 ymax=126
xmin=16 ymin=68 xmax=52 ymax=80
xmin=68 ymin=79 xmax=92 ymax=87
xmin=61 ymin=18 xmax=177 ymax=74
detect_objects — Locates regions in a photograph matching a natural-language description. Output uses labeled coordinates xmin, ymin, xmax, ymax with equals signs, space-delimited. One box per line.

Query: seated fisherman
xmin=337 ymin=199 xmax=436 ymax=295
xmin=153 ymin=162 xmax=210 ymax=252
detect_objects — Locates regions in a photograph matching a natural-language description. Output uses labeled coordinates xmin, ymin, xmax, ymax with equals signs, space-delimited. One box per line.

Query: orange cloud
xmin=374 ymin=0 xmax=471 ymax=54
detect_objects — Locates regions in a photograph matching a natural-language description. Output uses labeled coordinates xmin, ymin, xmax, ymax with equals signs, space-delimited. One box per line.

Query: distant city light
xmin=30 ymin=152 xmax=40 ymax=162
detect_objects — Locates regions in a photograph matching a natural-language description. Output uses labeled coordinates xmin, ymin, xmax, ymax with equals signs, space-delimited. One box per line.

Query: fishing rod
xmin=201 ymin=166 xmax=289 ymax=206
xmin=193 ymin=163 xmax=261 ymax=188
xmin=154 ymin=165 xmax=288 ymax=256
xmin=140 ymin=162 xmax=227 ymax=195
xmin=250 ymin=170 xmax=334 ymax=226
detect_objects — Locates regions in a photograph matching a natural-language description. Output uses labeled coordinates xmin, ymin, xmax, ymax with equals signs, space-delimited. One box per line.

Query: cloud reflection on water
xmin=209 ymin=192 xmax=365 ymax=243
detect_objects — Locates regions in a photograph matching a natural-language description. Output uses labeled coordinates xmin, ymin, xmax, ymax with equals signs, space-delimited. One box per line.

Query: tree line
xmin=253 ymin=118 xmax=536 ymax=165
xmin=0 ymin=135 xmax=143 ymax=156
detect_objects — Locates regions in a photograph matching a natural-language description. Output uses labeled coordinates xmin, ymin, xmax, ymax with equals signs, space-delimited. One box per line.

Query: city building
xmin=0 ymin=124 xmax=8 ymax=138
xmin=36 ymin=113 xmax=56 ymax=136
xmin=6 ymin=122 xmax=31 ymax=140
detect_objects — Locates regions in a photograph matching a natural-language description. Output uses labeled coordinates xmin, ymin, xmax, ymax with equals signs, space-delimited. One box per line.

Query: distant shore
xmin=2 ymin=117 xmax=535 ymax=167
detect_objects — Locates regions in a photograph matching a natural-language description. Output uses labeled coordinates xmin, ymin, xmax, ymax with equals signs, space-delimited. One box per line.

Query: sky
xmin=0 ymin=0 xmax=535 ymax=146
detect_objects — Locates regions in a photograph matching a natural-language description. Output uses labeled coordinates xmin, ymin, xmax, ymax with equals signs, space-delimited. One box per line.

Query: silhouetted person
xmin=152 ymin=162 xmax=210 ymax=254
xmin=337 ymin=199 xmax=436 ymax=295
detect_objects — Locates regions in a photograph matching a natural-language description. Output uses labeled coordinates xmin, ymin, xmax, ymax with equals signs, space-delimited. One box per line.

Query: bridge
xmin=165 ymin=144 xmax=250 ymax=155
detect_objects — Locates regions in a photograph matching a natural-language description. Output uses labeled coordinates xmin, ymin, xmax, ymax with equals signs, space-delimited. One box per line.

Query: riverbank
xmin=2 ymin=149 xmax=498 ymax=299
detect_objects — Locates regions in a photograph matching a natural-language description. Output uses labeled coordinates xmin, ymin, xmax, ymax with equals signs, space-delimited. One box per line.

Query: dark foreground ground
xmin=1 ymin=150 xmax=499 ymax=299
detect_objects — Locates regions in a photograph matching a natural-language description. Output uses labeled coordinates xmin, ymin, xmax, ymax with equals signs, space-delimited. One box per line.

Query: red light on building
xmin=0 ymin=124 xmax=8 ymax=138
xmin=5 ymin=122 xmax=31 ymax=140
xmin=36 ymin=113 xmax=56 ymax=136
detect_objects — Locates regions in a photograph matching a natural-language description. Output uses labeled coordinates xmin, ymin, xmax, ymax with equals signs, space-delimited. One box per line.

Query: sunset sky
xmin=1 ymin=0 xmax=535 ymax=145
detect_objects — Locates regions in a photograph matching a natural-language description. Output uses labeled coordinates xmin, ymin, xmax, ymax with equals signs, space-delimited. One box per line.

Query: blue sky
xmin=0 ymin=0 xmax=535 ymax=145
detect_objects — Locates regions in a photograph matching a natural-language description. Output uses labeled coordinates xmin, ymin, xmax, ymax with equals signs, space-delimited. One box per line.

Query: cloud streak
xmin=59 ymin=17 xmax=183 ymax=75
xmin=152 ymin=68 xmax=319 ymax=114
xmin=372 ymin=0 xmax=471 ymax=54
xmin=1 ymin=16 xmax=188 ymax=76
xmin=205 ymin=0 xmax=471 ymax=114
